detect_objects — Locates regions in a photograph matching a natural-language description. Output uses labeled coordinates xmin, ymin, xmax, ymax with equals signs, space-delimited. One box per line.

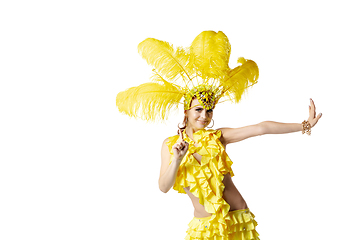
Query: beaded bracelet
xmin=302 ymin=120 xmax=311 ymax=135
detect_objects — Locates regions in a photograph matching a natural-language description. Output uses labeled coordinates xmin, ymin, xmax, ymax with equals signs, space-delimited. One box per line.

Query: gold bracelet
xmin=302 ymin=120 xmax=311 ymax=136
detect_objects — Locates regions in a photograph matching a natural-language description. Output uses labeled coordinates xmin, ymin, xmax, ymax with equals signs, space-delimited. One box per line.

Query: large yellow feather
xmin=138 ymin=38 xmax=191 ymax=85
xmin=189 ymin=31 xmax=231 ymax=80
xmin=220 ymin=58 xmax=259 ymax=103
xmin=116 ymin=76 xmax=184 ymax=122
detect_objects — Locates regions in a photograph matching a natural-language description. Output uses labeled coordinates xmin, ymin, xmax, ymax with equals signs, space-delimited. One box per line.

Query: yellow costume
xmin=116 ymin=30 xmax=260 ymax=239
xmin=166 ymin=129 xmax=260 ymax=240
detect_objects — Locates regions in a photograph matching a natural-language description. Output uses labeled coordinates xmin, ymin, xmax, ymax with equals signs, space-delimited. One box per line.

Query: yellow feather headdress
xmin=116 ymin=30 xmax=259 ymax=122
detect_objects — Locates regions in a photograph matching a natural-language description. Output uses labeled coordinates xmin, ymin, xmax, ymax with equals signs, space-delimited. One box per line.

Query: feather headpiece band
xmin=116 ymin=30 xmax=259 ymax=121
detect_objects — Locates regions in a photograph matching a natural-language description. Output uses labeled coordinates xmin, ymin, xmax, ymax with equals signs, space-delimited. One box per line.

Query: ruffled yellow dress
xmin=166 ymin=129 xmax=260 ymax=240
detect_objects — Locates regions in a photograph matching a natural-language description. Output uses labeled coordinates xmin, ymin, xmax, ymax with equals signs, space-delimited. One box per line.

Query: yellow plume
xmin=220 ymin=58 xmax=259 ymax=103
xmin=116 ymin=76 xmax=184 ymax=121
xmin=116 ymin=31 xmax=259 ymax=122
xmin=189 ymin=31 xmax=231 ymax=80
xmin=138 ymin=38 xmax=191 ymax=86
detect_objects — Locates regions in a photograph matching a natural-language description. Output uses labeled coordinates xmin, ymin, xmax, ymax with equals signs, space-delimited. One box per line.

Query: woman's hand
xmin=172 ymin=129 xmax=189 ymax=161
xmin=308 ymin=98 xmax=322 ymax=127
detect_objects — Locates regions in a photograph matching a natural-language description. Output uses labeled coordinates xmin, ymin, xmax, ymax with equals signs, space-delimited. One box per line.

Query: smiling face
xmin=185 ymin=98 xmax=214 ymax=131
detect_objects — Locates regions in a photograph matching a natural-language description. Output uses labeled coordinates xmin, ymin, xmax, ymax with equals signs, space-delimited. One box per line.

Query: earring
xmin=207 ymin=119 xmax=214 ymax=128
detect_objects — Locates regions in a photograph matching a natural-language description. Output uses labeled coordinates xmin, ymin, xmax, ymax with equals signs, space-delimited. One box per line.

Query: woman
xmin=159 ymin=98 xmax=322 ymax=239
xmin=116 ymin=30 xmax=322 ymax=239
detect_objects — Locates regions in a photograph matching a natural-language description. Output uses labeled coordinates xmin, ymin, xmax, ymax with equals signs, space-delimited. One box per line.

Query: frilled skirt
xmin=185 ymin=209 xmax=260 ymax=240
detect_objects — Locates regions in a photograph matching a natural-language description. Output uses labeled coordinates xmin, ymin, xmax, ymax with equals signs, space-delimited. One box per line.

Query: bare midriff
xmin=183 ymin=173 xmax=248 ymax=218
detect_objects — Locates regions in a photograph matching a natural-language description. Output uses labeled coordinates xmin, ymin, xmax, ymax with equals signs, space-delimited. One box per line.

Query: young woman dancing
xmin=116 ymin=30 xmax=322 ymax=240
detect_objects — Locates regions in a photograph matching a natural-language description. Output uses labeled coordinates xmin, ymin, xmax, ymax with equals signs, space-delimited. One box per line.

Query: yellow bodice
xmin=166 ymin=129 xmax=235 ymax=235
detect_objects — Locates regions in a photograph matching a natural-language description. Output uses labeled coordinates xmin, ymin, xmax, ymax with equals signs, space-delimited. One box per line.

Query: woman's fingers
xmin=308 ymin=98 xmax=322 ymax=127
xmin=173 ymin=141 xmax=189 ymax=160
xmin=309 ymin=98 xmax=316 ymax=119
xmin=177 ymin=128 xmax=189 ymax=149
xmin=313 ymin=112 xmax=323 ymax=126
xmin=174 ymin=141 xmax=188 ymax=151
xmin=178 ymin=142 xmax=184 ymax=150
xmin=179 ymin=141 xmax=188 ymax=151
xmin=179 ymin=127 xmax=184 ymax=141
xmin=182 ymin=141 xmax=189 ymax=151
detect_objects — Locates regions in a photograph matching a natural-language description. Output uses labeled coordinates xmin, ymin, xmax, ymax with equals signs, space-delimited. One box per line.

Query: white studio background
xmin=1 ymin=0 xmax=359 ymax=239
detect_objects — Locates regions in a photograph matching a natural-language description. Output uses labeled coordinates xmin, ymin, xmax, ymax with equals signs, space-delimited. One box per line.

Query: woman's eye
xmin=207 ymin=109 xmax=213 ymax=113
xmin=196 ymin=109 xmax=202 ymax=112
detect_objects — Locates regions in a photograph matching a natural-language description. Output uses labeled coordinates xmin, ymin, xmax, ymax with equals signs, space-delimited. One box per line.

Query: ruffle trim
xmin=185 ymin=209 xmax=260 ymax=240
xmin=166 ymin=129 xmax=235 ymax=235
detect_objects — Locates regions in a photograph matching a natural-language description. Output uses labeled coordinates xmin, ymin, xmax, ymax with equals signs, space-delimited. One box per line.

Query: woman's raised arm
xmin=218 ymin=123 xmax=265 ymax=145
xmin=219 ymin=98 xmax=322 ymax=145
xmin=158 ymin=132 xmax=189 ymax=193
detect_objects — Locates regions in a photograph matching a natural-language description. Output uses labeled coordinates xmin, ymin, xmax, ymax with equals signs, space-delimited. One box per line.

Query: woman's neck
xmin=185 ymin=126 xmax=204 ymax=140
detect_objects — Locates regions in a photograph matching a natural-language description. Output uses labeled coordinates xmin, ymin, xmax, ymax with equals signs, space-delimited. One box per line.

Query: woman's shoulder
xmin=162 ymin=134 xmax=180 ymax=151
xmin=207 ymin=128 xmax=223 ymax=138
xmin=214 ymin=128 xmax=227 ymax=146
xmin=165 ymin=134 xmax=180 ymax=142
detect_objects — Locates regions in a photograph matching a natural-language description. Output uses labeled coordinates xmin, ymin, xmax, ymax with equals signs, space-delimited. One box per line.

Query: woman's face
xmin=186 ymin=98 xmax=213 ymax=131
